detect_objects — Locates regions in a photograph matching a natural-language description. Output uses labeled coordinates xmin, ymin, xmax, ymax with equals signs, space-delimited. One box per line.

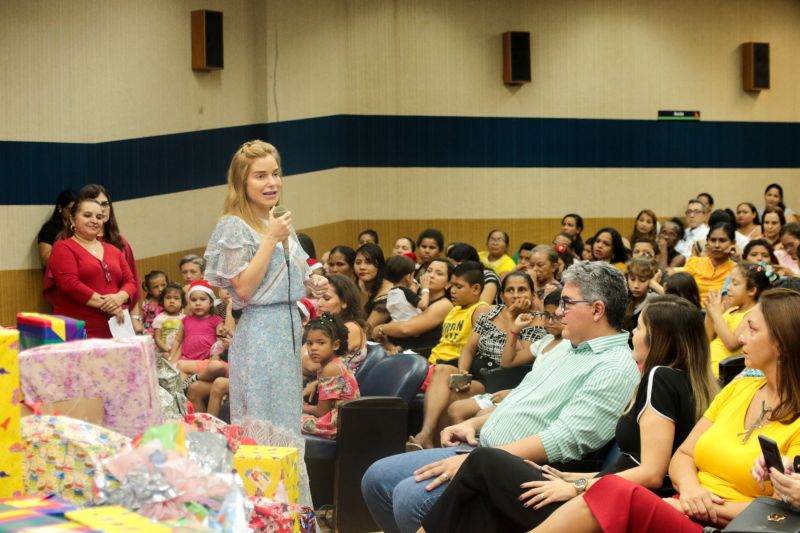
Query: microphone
xmin=271 ymin=205 xmax=291 ymax=265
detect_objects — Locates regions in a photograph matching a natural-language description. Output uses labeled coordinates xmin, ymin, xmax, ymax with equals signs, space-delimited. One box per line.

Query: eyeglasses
xmin=558 ymin=297 xmax=593 ymax=313
xmin=534 ymin=311 xmax=560 ymax=322
xmin=685 ymin=209 xmax=703 ymax=216
xmin=101 ymin=261 xmax=112 ymax=283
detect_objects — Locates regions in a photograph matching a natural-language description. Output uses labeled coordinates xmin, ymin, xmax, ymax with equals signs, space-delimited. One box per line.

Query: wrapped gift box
xmin=0 ymin=507 xmax=97 ymax=532
xmin=0 ymin=495 xmax=75 ymax=517
xmin=0 ymin=329 xmax=23 ymax=498
xmin=66 ymin=506 xmax=171 ymax=533
xmin=21 ymin=416 xmax=130 ymax=505
xmin=233 ymin=446 xmax=299 ymax=503
xmin=19 ymin=336 xmax=161 ymax=437
xmin=16 ymin=313 xmax=86 ymax=351
xmin=250 ymin=498 xmax=316 ymax=533
xmin=20 ymin=398 xmax=104 ymax=427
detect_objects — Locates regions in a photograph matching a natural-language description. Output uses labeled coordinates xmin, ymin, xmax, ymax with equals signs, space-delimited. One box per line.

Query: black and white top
xmin=483 ymin=270 xmax=502 ymax=306
xmin=473 ymin=304 xmax=545 ymax=364
xmin=601 ymin=366 xmax=697 ymax=489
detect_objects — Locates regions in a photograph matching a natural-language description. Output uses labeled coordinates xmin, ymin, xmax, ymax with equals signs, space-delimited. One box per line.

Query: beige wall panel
xmin=112 ymin=186 xmax=228 ymax=260
xmin=342 ymin=167 xmax=800 ymax=221
xmin=262 ymin=0 xmax=800 ymax=122
xmin=0 ymin=206 xmax=53 ymax=270
xmin=263 ymin=0 xmax=348 ymax=122
xmin=0 ymin=0 xmax=263 ymax=142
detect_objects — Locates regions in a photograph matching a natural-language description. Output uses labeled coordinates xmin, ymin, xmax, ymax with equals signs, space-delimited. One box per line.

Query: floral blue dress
xmin=205 ymin=215 xmax=313 ymax=501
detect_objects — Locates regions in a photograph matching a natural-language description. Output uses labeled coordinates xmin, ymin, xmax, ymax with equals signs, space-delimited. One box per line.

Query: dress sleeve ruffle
xmin=204 ymin=216 xmax=258 ymax=288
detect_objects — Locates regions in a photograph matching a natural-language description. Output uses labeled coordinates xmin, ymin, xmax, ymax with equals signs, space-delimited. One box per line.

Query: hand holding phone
xmin=759 ymin=435 xmax=786 ymax=475
xmin=448 ymin=373 xmax=472 ymax=391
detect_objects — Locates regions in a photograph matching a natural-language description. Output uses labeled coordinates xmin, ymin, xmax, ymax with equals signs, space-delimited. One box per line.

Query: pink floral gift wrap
xmin=19 ymin=336 xmax=162 ymax=437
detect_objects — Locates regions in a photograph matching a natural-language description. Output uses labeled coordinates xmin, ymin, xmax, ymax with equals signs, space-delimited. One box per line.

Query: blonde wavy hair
xmin=222 ymin=140 xmax=282 ymax=233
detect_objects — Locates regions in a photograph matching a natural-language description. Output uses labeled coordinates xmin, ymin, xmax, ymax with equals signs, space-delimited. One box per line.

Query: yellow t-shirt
xmin=428 ymin=301 xmax=484 ymax=364
xmin=478 ymin=251 xmax=516 ymax=276
xmin=695 ymin=378 xmax=800 ymax=502
xmin=683 ymin=256 xmax=736 ymax=307
xmin=709 ymin=307 xmax=752 ymax=378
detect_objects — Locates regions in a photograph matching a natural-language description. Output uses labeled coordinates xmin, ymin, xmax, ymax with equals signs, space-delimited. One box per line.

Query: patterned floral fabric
xmin=301 ymin=358 xmax=360 ymax=439
xmin=141 ymin=299 xmax=163 ymax=334
xmin=19 ymin=336 xmax=162 ymax=437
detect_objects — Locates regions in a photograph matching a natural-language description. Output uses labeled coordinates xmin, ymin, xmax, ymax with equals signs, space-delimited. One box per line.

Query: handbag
xmin=722 ymin=496 xmax=800 ymax=532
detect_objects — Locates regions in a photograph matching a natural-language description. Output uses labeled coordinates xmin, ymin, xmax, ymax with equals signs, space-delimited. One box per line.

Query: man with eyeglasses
xmin=362 ymin=262 xmax=639 ymax=533
xmin=675 ymin=198 xmax=710 ymax=259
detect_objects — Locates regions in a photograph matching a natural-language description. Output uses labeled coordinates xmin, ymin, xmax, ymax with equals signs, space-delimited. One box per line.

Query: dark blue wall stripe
xmin=2 ymin=114 xmax=799 ymax=205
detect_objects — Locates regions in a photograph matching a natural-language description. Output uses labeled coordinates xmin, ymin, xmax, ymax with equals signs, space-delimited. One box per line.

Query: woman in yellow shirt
xmin=532 ymin=288 xmax=800 ymax=532
xmin=680 ymin=222 xmax=737 ymax=306
xmin=479 ymin=229 xmax=516 ymax=277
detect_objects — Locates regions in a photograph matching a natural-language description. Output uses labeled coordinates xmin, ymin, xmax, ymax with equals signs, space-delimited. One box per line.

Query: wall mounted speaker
xmin=503 ymin=31 xmax=531 ymax=85
xmin=192 ymin=10 xmax=223 ymax=71
xmin=742 ymin=42 xmax=769 ymax=92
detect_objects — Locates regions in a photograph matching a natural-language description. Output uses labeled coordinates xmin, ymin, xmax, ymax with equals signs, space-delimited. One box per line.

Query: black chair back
xmin=359 ymin=353 xmax=429 ymax=402
xmin=484 ymin=365 xmax=532 ymax=393
xmin=719 ymin=355 xmax=745 ymax=386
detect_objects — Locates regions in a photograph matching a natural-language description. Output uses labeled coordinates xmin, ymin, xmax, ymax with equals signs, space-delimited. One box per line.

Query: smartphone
xmin=448 ymin=373 xmax=472 ymax=391
xmin=759 ymin=435 xmax=785 ymax=474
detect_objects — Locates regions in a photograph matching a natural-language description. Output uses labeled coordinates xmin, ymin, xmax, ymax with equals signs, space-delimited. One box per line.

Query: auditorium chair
xmin=304 ymin=353 xmax=429 ymax=533
xmin=719 ymin=355 xmax=746 ymax=386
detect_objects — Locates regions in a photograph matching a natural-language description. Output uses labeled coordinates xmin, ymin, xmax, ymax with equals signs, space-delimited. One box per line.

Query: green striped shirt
xmin=479 ymin=332 xmax=639 ymax=463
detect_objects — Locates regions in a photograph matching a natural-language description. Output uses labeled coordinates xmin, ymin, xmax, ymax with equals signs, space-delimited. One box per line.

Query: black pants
xmin=421 ymin=447 xmax=566 ymax=533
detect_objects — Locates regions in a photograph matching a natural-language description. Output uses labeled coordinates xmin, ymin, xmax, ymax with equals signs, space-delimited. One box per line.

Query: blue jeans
xmin=361 ymin=448 xmax=459 ymax=533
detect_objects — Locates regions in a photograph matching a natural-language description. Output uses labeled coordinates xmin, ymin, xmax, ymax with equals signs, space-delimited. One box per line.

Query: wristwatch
xmin=574 ymin=478 xmax=588 ymax=495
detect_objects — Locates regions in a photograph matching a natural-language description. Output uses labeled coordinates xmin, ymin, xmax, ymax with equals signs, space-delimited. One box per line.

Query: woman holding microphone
xmin=204 ymin=141 xmax=327 ymax=480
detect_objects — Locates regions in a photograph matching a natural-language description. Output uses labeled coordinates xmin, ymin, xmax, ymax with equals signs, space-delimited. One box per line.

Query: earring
xmin=70 ymin=225 xmax=75 ymax=232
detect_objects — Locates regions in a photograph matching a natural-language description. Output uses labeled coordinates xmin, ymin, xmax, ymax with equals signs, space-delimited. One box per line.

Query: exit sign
xmin=658 ymin=110 xmax=701 ymax=121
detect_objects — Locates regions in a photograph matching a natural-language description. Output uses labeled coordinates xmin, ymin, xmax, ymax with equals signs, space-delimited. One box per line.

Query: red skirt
xmin=584 ymin=475 xmax=704 ymax=533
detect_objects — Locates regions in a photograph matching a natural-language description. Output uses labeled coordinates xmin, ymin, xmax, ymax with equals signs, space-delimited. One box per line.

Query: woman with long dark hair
xmin=37 ymin=190 xmax=76 ymax=268
xmin=590 ymin=227 xmax=628 ymax=271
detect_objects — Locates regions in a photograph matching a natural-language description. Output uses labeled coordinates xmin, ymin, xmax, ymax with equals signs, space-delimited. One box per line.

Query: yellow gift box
xmin=0 ymin=329 xmax=23 ymax=498
xmin=66 ymin=505 xmax=171 ymax=532
xmin=233 ymin=445 xmax=299 ymax=503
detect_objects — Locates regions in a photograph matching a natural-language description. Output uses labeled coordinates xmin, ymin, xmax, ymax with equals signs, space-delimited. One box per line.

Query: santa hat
xmin=188 ymin=279 xmax=216 ymax=299
xmin=307 ymin=258 xmax=324 ymax=273
xmin=297 ymin=298 xmax=317 ymax=320
xmin=402 ymin=251 xmax=418 ymax=264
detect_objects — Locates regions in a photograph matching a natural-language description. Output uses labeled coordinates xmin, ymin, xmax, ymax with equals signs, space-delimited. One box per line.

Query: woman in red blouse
xmin=76 ymin=184 xmax=140 ymax=307
xmin=45 ymin=198 xmax=137 ymax=338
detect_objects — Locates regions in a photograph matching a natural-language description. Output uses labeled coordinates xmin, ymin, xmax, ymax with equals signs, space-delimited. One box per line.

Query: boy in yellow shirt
xmin=409 ymin=260 xmax=490 ymax=449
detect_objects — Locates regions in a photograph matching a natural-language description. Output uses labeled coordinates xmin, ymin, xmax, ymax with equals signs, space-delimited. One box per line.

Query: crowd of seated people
xmin=38 ymin=182 xmax=800 ymax=531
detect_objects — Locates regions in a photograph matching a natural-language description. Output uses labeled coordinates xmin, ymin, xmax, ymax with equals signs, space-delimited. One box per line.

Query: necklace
xmin=72 ymin=235 xmax=100 ymax=256
xmin=738 ymin=400 xmax=772 ymax=444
